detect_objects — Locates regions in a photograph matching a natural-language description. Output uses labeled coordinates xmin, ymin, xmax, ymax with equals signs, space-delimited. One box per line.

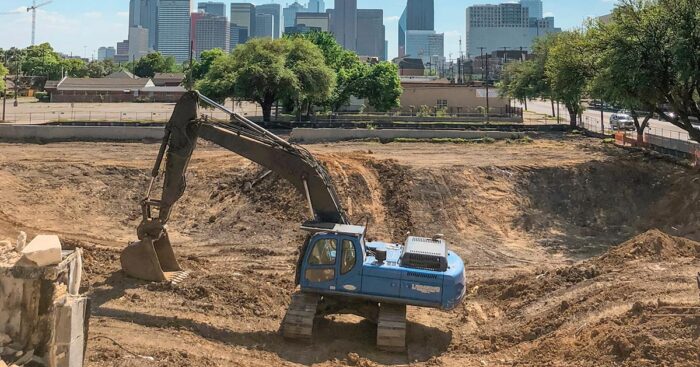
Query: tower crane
xmin=27 ymin=0 xmax=53 ymax=45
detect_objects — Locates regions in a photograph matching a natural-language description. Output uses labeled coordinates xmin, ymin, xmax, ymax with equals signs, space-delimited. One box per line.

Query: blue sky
xmin=0 ymin=0 xmax=617 ymax=60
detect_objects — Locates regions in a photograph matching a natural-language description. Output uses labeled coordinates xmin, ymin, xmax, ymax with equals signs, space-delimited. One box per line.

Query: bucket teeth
xmin=167 ymin=270 xmax=190 ymax=285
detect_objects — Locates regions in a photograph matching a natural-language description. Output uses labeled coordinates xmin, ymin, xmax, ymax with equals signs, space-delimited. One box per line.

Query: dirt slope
xmin=0 ymin=138 xmax=698 ymax=366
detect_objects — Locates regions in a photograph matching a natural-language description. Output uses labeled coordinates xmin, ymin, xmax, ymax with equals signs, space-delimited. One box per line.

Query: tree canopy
xmin=197 ymin=37 xmax=335 ymax=122
xmin=498 ymin=0 xmax=700 ymax=139
xmin=0 ymin=63 xmax=7 ymax=91
xmin=290 ymin=31 xmax=402 ymax=112
xmin=133 ymin=52 xmax=177 ymax=78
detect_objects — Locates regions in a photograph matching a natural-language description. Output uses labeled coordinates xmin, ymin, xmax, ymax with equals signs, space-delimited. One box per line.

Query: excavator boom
xmin=121 ymin=91 xmax=348 ymax=282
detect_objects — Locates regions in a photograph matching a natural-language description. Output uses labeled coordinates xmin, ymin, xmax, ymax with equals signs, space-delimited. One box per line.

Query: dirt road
xmin=0 ymin=137 xmax=698 ymax=366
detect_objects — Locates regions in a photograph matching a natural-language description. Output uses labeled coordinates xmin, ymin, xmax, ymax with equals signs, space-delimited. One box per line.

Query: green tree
xmin=21 ymin=43 xmax=62 ymax=80
xmin=198 ymin=38 xmax=335 ymax=122
xmin=286 ymin=37 xmax=336 ymax=117
xmin=133 ymin=52 xmax=177 ymax=78
xmin=61 ymin=58 xmax=88 ymax=78
xmin=86 ymin=61 xmax=108 ymax=78
xmin=361 ymin=62 xmax=402 ymax=111
xmin=291 ymin=31 xmax=365 ymax=111
xmin=545 ymin=31 xmax=595 ymax=126
xmin=588 ymin=1 xmax=660 ymax=141
xmin=0 ymin=63 xmax=7 ymax=91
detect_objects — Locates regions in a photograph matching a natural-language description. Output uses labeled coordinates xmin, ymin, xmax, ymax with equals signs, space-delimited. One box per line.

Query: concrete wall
xmin=0 ymin=124 xmax=164 ymax=142
xmin=289 ymin=128 xmax=524 ymax=143
xmin=646 ymin=133 xmax=700 ymax=154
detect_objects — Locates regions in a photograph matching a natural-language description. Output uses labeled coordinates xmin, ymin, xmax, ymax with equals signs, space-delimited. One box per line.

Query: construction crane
xmin=27 ymin=0 xmax=53 ymax=45
xmin=0 ymin=1 xmax=52 ymax=45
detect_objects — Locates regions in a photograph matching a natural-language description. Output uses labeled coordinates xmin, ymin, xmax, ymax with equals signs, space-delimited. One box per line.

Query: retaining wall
xmin=289 ymin=128 xmax=526 ymax=143
xmin=0 ymin=124 xmax=165 ymax=142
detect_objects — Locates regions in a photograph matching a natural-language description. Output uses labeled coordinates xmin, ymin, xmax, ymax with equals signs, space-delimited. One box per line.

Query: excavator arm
xmin=121 ymin=91 xmax=348 ymax=281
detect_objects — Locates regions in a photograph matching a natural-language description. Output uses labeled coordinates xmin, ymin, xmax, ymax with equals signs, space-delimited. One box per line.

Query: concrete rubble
xmin=21 ymin=235 xmax=62 ymax=267
xmin=0 ymin=233 xmax=89 ymax=367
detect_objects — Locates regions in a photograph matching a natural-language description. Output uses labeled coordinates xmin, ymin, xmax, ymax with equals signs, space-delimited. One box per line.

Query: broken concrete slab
xmin=21 ymin=235 xmax=62 ymax=267
xmin=15 ymin=232 xmax=26 ymax=253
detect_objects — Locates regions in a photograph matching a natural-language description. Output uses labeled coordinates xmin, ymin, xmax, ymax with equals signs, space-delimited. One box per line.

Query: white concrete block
xmin=21 ymin=235 xmax=62 ymax=267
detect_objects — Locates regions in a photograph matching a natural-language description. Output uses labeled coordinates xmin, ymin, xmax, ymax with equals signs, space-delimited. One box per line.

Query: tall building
xmin=356 ymin=9 xmax=385 ymax=60
xmin=231 ymin=3 xmax=255 ymax=43
xmin=157 ymin=0 xmax=192 ymax=63
xmin=295 ymin=12 xmax=330 ymax=32
xmin=308 ymin=0 xmax=325 ymax=13
xmin=128 ymin=26 xmax=150 ymax=61
xmin=465 ymin=2 xmax=560 ymax=57
xmin=98 ymin=47 xmax=116 ymax=61
xmin=405 ymin=30 xmax=443 ymax=65
xmin=198 ymin=1 xmax=226 ymax=17
xmin=399 ymin=0 xmax=434 ymax=57
xmin=332 ymin=0 xmax=357 ymax=51
xmin=115 ymin=40 xmax=130 ymax=63
xmin=129 ymin=0 xmax=159 ymax=51
xmin=520 ymin=0 xmax=543 ymax=20
xmin=190 ymin=12 xmax=205 ymax=55
xmin=256 ymin=3 xmax=282 ymax=39
xmin=195 ymin=13 xmax=230 ymax=57
xmin=283 ymin=2 xmax=306 ymax=28
xmin=255 ymin=13 xmax=275 ymax=39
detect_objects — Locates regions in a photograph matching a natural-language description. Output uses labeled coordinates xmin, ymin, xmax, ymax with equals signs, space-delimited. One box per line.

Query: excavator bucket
xmin=120 ymin=231 xmax=182 ymax=282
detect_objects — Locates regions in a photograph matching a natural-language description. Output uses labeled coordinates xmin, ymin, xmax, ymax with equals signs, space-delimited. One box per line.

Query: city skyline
xmin=0 ymin=0 xmax=616 ymax=61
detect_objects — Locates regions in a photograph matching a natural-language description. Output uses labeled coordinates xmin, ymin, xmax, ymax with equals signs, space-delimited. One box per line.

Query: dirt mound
xmin=598 ymin=229 xmax=700 ymax=265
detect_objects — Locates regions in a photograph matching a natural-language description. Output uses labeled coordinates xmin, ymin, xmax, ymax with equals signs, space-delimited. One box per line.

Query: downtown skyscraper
xmin=157 ymin=0 xmax=192 ymax=63
xmin=129 ymin=0 xmax=158 ymax=51
xmin=332 ymin=0 xmax=357 ymax=51
xmin=398 ymin=0 xmax=442 ymax=64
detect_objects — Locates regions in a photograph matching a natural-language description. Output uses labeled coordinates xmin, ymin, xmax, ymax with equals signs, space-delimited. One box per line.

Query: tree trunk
xmin=551 ymin=99 xmax=555 ymax=117
xmin=524 ymin=99 xmax=528 ymax=110
xmin=567 ymin=106 xmax=577 ymax=127
xmin=261 ymin=101 xmax=273 ymax=122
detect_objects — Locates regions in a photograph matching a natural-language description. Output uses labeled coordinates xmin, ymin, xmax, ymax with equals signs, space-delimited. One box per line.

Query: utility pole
xmin=485 ymin=53 xmax=490 ymax=124
xmin=2 ymin=77 xmax=7 ymax=122
xmin=501 ymin=47 xmax=508 ymax=64
xmin=600 ymin=100 xmax=605 ymax=133
xmin=478 ymin=47 xmax=486 ymax=82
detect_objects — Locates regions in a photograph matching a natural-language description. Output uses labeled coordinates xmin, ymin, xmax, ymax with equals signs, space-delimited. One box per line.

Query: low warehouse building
xmin=399 ymin=80 xmax=515 ymax=115
xmin=44 ymin=77 xmax=186 ymax=103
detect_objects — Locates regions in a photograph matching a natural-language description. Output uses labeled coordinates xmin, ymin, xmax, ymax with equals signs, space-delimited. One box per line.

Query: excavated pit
xmin=0 ymin=138 xmax=698 ymax=366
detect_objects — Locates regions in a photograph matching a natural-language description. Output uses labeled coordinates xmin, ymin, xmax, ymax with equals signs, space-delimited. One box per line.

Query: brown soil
xmin=0 ymin=137 xmax=698 ymax=366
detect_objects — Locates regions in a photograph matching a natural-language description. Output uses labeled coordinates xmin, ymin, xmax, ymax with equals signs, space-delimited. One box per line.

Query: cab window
xmin=341 ymin=240 xmax=356 ymax=274
xmin=308 ymin=238 xmax=337 ymax=265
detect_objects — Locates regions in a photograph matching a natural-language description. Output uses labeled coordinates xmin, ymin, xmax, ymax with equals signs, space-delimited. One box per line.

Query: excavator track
xmin=377 ymin=303 xmax=407 ymax=352
xmin=282 ymin=292 xmax=320 ymax=342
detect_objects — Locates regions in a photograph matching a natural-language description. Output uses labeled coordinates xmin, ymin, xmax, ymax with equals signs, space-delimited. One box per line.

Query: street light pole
xmin=485 ymin=53 xmax=490 ymax=124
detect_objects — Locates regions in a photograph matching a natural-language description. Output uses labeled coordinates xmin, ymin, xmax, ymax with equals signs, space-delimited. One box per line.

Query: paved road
xmin=521 ymin=99 xmax=694 ymax=141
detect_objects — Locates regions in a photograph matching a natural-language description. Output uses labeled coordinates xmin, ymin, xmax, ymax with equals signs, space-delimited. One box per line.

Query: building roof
xmin=394 ymin=57 xmax=425 ymax=70
xmin=106 ymin=70 xmax=138 ymax=79
xmin=141 ymin=86 xmax=187 ymax=93
xmin=153 ymin=73 xmax=184 ymax=81
xmin=54 ymin=77 xmax=154 ymax=91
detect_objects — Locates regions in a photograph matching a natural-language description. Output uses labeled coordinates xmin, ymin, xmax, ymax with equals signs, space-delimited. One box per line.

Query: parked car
xmin=610 ymin=112 xmax=635 ymax=130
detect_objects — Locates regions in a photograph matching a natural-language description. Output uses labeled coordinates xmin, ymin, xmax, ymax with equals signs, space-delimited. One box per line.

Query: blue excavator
xmin=120 ymin=92 xmax=466 ymax=351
